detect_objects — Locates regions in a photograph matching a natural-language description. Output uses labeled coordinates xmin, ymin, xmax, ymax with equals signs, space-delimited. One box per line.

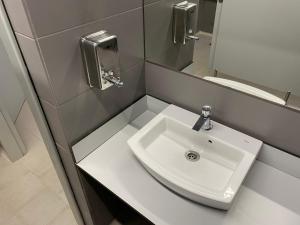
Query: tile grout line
xmin=37 ymin=6 xmax=143 ymax=40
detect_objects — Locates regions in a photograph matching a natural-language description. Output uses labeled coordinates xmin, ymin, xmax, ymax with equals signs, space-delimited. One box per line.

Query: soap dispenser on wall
xmin=173 ymin=1 xmax=199 ymax=45
xmin=80 ymin=30 xmax=124 ymax=90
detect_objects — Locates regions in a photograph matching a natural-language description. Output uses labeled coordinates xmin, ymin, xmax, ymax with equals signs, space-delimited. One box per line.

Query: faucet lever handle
xmin=201 ymin=105 xmax=212 ymax=118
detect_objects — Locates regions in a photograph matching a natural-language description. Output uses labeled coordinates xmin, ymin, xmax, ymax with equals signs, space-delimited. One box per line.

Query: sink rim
xmin=128 ymin=105 xmax=262 ymax=209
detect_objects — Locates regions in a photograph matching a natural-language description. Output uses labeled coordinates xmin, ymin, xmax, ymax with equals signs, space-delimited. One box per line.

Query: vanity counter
xmin=77 ymin=110 xmax=300 ymax=225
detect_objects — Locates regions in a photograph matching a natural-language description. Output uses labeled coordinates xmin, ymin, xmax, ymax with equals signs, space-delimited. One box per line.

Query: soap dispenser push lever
xmin=80 ymin=30 xmax=124 ymax=90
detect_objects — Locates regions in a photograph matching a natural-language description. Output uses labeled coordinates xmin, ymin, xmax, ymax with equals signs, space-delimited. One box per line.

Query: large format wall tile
xmin=40 ymin=100 xmax=69 ymax=149
xmin=145 ymin=62 xmax=300 ymax=157
xmin=38 ymin=8 xmax=144 ymax=104
xmin=58 ymin=63 xmax=145 ymax=145
xmin=2 ymin=0 xmax=34 ymax=37
xmin=22 ymin=0 xmax=142 ymax=37
xmin=16 ymin=33 xmax=56 ymax=104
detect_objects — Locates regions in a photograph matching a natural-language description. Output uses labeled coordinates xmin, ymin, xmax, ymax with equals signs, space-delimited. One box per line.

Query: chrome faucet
xmin=192 ymin=105 xmax=213 ymax=131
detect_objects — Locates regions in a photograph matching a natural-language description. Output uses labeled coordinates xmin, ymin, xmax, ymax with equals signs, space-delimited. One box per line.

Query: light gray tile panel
xmin=2 ymin=0 xmax=34 ymax=37
xmin=40 ymin=100 xmax=69 ymax=149
xmin=15 ymin=33 xmax=56 ymax=104
xmin=145 ymin=62 xmax=300 ymax=157
xmin=23 ymin=0 xmax=142 ymax=37
xmin=258 ymin=144 xmax=300 ymax=179
xmin=244 ymin=161 xmax=300 ymax=215
xmin=59 ymin=63 xmax=145 ymax=145
xmin=146 ymin=95 xmax=169 ymax=114
xmin=37 ymin=8 xmax=144 ymax=104
xmin=56 ymin=144 xmax=94 ymax=225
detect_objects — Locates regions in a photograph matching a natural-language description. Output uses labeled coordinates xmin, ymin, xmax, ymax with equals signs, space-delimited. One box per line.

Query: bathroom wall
xmin=213 ymin=0 xmax=300 ymax=95
xmin=144 ymin=0 xmax=198 ymax=70
xmin=146 ymin=62 xmax=300 ymax=157
xmin=3 ymin=0 xmax=145 ymax=224
xmin=197 ymin=0 xmax=216 ymax=33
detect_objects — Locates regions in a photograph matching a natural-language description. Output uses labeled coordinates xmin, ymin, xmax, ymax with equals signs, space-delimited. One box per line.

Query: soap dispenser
xmin=173 ymin=1 xmax=199 ymax=45
xmin=80 ymin=30 xmax=124 ymax=90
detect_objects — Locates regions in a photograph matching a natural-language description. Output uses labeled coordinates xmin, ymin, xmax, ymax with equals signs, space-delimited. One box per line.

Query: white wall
xmin=213 ymin=0 xmax=300 ymax=96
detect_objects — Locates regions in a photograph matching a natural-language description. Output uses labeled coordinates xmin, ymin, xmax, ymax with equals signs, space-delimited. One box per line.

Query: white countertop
xmin=77 ymin=111 xmax=300 ymax=225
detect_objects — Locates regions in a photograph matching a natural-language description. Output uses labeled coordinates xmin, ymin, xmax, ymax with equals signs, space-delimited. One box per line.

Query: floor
xmin=0 ymin=101 xmax=77 ymax=225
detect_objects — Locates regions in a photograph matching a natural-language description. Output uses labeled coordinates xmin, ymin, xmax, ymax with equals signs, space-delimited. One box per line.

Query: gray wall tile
xmin=58 ymin=63 xmax=145 ymax=145
xmin=144 ymin=0 xmax=160 ymax=5
xmin=40 ymin=100 xmax=69 ymax=149
xmin=16 ymin=33 xmax=56 ymax=104
xmin=2 ymin=0 xmax=35 ymax=37
xmin=37 ymin=8 xmax=144 ymax=104
xmin=145 ymin=62 xmax=300 ymax=157
xmin=22 ymin=0 xmax=142 ymax=37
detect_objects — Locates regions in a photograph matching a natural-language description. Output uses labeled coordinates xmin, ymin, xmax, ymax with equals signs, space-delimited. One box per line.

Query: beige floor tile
xmin=0 ymin=160 xmax=29 ymax=190
xmin=49 ymin=208 xmax=78 ymax=225
xmin=40 ymin=168 xmax=63 ymax=194
xmin=0 ymin=202 xmax=15 ymax=225
xmin=0 ymin=148 xmax=12 ymax=169
xmin=17 ymin=189 xmax=67 ymax=225
xmin=0 ymin=103 xmax=77 ymax=225
xmin=20 ymin=139 xmax=52 ymax=176
xmin=1 ymin=216 xmax=27 ymax=225
xmin=0 ymin=173 xmax=45 ymax=211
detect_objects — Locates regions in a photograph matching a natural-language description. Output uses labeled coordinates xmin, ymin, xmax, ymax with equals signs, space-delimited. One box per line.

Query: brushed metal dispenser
xmin=80 ymin=30 xmax=124 ymax=90
xmin=173 ymin=1 xmax=199 ymax=45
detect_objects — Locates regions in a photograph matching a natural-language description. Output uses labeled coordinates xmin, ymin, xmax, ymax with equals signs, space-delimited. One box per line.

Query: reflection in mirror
xmin=144 ymin=0 xmax=300 ymax=108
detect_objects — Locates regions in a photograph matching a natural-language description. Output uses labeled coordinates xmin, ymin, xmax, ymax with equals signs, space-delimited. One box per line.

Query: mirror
xmin=144 ymin=0 xmax=300 ymax=108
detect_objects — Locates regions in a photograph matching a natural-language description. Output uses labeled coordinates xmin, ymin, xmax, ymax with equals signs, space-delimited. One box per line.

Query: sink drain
xmin=185 ymin=150 xmax=200 ymax=162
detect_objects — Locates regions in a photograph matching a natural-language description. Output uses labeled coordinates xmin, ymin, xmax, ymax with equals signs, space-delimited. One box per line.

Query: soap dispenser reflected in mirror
xmin=173 ymin=1 xmax=199 ymax=45
xmin=80 ymin=30 xmax=124 ymax=90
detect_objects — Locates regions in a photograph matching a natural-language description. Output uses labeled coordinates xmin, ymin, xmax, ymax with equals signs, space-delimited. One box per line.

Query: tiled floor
xmin=0 ymin=102 xmax=77 ymax=225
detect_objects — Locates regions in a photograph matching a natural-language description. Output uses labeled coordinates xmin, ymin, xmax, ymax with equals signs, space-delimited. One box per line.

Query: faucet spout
xmin=192 ymin=105 xmax=213 ymax=131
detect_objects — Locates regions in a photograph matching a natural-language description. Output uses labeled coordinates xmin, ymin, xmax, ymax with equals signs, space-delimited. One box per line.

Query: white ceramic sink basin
xmin=128 ymin=105 xmax=262 ymax=210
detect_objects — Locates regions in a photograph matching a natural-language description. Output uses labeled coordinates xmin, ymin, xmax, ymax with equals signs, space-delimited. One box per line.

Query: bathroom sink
xmin=127 ymin=105 xmax=262 ymax=210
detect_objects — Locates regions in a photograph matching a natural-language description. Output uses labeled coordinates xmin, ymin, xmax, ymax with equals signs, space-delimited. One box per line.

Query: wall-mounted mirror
xmin=144 ymin=0 xmax=300 ymax=109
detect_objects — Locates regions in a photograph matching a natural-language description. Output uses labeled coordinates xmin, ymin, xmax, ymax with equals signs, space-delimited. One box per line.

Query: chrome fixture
xmin=173 ymin=1 xmax=199 ymax=45
xmin=192 ymin=105 xmax=213 ymax=131
xmin=80 ymin=30 xmax=124 ymax=90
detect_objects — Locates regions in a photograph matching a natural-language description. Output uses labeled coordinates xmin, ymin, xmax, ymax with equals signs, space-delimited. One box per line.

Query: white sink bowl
xmin=128 ymin=105 xmax=262 ymax=210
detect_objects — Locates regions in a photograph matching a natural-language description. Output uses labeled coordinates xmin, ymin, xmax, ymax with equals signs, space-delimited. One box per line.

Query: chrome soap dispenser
xmin=80 ymin=30 xmax=124 ymax=90
xmin=173 ymin=1 xmax=199 ymax=45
